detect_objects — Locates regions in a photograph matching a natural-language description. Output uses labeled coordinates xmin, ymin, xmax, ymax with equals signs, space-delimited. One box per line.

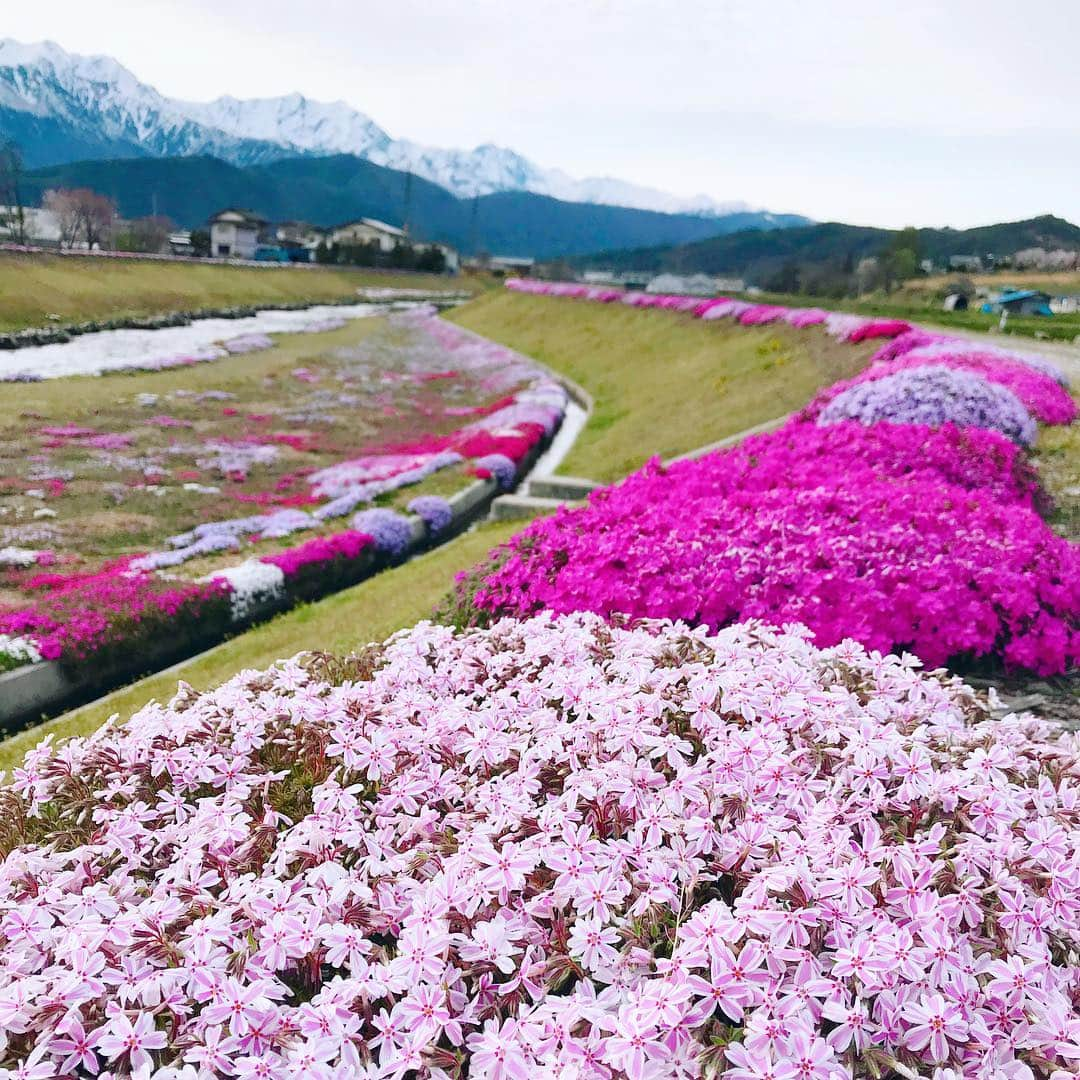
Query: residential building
xmin=646 ymin=272 xmax=717 ymax=296
xmin=208 ymin=208 xmax=267 ymax=259
xmin=330 ymin=217 xmax=408 ymax=251
xmin=948 ymin=254 xmax=983 ymax=272
xmin=167 ymin=231 xmax=194 ymax=256
xmin=487 ymin=255 xmax=535 ymax=275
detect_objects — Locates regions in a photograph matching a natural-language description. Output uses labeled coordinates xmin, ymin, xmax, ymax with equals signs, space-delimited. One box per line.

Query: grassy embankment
xmin=449 ymin=290 xmax=875 ymax=481
xmin=0 ymin=252 xmax=462 ymax=333
xmin=0 ymin=291 xmax=898 ymax=765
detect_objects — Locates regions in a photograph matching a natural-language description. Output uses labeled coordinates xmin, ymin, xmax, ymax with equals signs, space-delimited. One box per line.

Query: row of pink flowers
xmin=505 ymin=279 xmax=1072 ymax=386
xmin=505 ymin=279 xmax=917 ymax=344
xmin=459 ymin=421 xmax=1078 ymax=673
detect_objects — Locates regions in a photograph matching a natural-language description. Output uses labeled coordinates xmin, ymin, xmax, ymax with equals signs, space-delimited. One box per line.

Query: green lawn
xmin=1037 ymin=397 xmax=1080 ymax=540
xmin=0 ymin=520 xmax=519 ymax=773
xmin=448 ymin=291 xmax=876 ymax=481
xmin=0 ymin=252 xmax=461 ymax=333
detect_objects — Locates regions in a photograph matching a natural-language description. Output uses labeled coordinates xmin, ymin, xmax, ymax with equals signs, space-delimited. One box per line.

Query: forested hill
xmin=573 ymin=215 xmax=1080 ymax=278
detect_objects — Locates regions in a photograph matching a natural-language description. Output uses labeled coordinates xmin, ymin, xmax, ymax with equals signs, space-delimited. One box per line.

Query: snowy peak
xmin=0 ymin=37 xmax=771 ymax=218
xmin=182 ymin=93 xmax=392 ymax=159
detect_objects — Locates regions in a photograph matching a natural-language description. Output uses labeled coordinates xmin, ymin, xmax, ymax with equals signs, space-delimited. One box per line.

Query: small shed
xmin=996 ymin=289 xmax=1053 ymax=316
xmin=208 ymin=209 xmax=267 ymax=259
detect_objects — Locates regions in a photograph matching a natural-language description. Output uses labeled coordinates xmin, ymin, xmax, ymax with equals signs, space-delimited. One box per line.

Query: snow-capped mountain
xmin=0 ymin=38 xmax=759 ymax=217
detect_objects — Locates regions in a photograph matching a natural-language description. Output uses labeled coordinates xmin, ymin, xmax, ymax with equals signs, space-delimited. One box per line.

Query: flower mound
xmin=1 ymin=614 xmax=1078 ymax=1079
xmin=457 ymin=427 xmax=1079 ymax=673
xmin=818 ymin=365 xmax=1038 ymax=446
xmin=805 ymin=353 xmax=1077 ymax=427
xmin=350 ymin=508 xmax=415 ymax=557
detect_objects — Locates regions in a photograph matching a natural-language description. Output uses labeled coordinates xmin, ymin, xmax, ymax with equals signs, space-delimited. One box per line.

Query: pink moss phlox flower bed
xmin=0 ymin=561 xmax=231 ymax=662
xmin=260 ymin=530 xmax=374 ymax=577
xmin=459 ymin=423 xmax=1079 ymax=674
xmin=1 ymin=613 xmax=1078 ymax=1077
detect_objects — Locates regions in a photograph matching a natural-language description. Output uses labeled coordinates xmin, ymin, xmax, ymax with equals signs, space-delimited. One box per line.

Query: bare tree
xmin=0 ymin=142 xmax=27 ymax=244
xmin=43 ymin=189 xmax=83 ymax=248
xmin=42 ymin=187 xmax=116 ymax=249
xmin=78 ymin=189 xmax=116 ymax=249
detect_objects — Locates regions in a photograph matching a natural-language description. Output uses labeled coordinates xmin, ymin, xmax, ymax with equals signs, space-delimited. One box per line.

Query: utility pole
xmin=470 ymin=194 xmax=479 ymax=256
xmin=402 ymin=171 xmax=412 ymax=236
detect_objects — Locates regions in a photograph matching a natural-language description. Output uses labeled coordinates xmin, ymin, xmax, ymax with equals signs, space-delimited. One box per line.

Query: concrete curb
xmin=664 ymin=412 xmax=795 ymax=465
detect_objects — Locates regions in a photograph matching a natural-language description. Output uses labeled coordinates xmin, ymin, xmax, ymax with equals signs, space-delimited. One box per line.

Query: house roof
xmin=332 ymin=217 xmax=407 ymax=237
xmin=208 ymin=208 xmax=268 ymax=226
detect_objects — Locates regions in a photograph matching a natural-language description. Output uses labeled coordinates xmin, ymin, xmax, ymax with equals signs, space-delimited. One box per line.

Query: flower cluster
xmin=203 ymin=559 xmax=286 ymax=621
xmin=0 ymin=547 xmax=50 ymax=569
xmin=407 ymin=494 xmax=455 ymax=534
xmin=350 ymin=508 xmax=416 ymax=557
xmin=818 ymin=366 xmax=1039 ymax=446
xmin=0 ymin=632 xmax=41 ymax=672
xmin=456 ymin=420 xmax=1078 ymax=673
xmin=1 ymin=614 xmax=1077 ymax=1079
xmin=472 ymin=452 xmax=518 ymax=489
xmin=260 ymin=530 xmax=374 ymax=578
xmin=805 ymin=351 xmax=1076 ymax=427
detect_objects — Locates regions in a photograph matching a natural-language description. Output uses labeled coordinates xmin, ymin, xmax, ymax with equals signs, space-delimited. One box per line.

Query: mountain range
xmin=16 ymin=153 xmax=810 ymax=259
xmin=0 ymin=37 xmax=775 ymax=218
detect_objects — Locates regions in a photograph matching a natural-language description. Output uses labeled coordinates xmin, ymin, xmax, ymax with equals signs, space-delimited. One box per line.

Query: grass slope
xmin=0 ymin=520 xmax=519 ymax=772
xmin=0 ymin=252 xmax=454 ymax=333
xmin=447 ymin=291 xmax=876 ymax=481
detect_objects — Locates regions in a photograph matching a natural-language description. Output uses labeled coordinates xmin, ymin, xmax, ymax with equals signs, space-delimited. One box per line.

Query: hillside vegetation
xmin=0 ymin=252 xmax=455 ymax=332
xmin=18 ymin=154 xmax=807 ymax=259
xmin=577 ymin=215 xmax=1080 ymax=280
xmin=449 ymin=291 xmax=876 ymax=481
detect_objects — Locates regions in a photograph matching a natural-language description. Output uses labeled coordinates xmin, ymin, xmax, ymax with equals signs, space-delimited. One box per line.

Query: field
xmin=0 ymin=251 xmax=462 ymax=332
xmin=0 ymin=288 xmax=884 ymax=749
xmin=449 ymin=290 xmax=878 ymax=480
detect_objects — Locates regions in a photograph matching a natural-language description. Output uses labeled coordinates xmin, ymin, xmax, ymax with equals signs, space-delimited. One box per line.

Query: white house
xmin=209 ymin=209 xmax=266 ymax=259
xmin=330 ymin=217 xmax=407 ymax=251
xmin=646 ymin=273 xmax=717 ymax=296
xmin=0 ymin=205 xmax=62 ymax=244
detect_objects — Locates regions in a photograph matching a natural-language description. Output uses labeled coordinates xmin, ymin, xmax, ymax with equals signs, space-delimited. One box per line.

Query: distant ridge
xmin=16 ymin=153 xmax=810 ymax=259
xmin=572 ymin=215 xmax=1080 ymax=278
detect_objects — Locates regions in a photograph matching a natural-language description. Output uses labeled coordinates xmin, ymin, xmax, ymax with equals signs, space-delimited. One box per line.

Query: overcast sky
xmin=8 ymin=0 xmax=1080 ymax=228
